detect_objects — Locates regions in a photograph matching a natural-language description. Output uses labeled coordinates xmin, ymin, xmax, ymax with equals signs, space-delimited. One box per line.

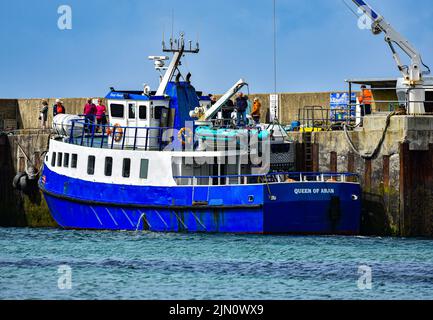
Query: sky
xmin=1 ymin=0 xmax=433 ymax=98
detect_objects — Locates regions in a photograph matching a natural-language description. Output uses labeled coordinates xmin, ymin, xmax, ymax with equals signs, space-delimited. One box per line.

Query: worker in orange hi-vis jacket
xmin=359 ymin=85 xmax=373 ymax=116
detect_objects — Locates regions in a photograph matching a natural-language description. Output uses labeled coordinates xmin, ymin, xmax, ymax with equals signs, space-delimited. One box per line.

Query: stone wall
xmin=7 ymin=94 xmax=335 ymax=130
xmin=287 ymin=115 xmax=433 ymax=236
xmin=0 ymin=99 xmax=18 ymax=130
xmin=0 ymin=132 xmax=56 ymax=228
xmin=0 ymin=89 xmax=397 ymax=130
xmin=15 ymin=98 xmax=104 ymax=130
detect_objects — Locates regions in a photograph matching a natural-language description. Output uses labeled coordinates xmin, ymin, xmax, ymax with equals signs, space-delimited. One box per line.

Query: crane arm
xmin=352 ymin=0 xmax=429 ymax=83
xmin=194 ymin=79 xmax=248 ymax=121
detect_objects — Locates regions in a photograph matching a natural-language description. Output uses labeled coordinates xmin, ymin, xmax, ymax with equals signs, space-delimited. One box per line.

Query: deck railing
xmin=297 ymin=85 xmax=433 ymax=132
xmin=173 ymin=172 xmax=359 ymax=186
xmin=68 ymin=118 xmax=175 ymax=151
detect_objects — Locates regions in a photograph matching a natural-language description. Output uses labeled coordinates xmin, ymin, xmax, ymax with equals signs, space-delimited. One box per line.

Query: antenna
xmin=154 ymin=33 xmax=200 ymax=96
xmin=171 ymin=9 xmax=174 ymax=41
xmin=162 ymin=32 xmax=199 ymax=54
xmin=162 ymin=27 xmax=165 ymax=50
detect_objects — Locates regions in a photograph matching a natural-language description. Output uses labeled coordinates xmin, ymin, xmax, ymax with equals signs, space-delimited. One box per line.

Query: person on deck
xmin=209 ymin=94 xmax=217 ymax=105
xmin=53 ymin=99 xmax=65 ymax=117
xmin=96 ymin=98 xmax=107 ymax=132
xmin=39 ymin=100 xmax=49 ymax=129
xmin=83 ymin=98 xmax=97 ymax=133
xmin=359 ymin=85 xmax=373 ymax=116
xmin=251 ymin=97 xmax=262 ymax=124
xmin=235 ymin=92 xmax=248 ymax=127
xmin=222 ymin=99 xmax=234 ymax=120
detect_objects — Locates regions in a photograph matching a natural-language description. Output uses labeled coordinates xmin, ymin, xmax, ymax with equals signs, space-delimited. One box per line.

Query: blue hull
xmin=40 ymin=167 xmax=361 ymax=234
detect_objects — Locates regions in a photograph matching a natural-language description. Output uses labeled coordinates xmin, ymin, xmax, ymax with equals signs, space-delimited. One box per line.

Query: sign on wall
xmin=330 ymin=93 xmax=356 ymax=121
xmin=270 ymin=94 xmax=279 ymax=122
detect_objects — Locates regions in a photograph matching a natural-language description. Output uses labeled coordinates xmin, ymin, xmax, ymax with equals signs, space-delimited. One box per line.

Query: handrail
xmin=173 ymin=172 xmax=359 ymax=186
xmin=70 ymin=117 xmax=174 ymax=130
xmin=68 ymin=118 xmax=176 ymax=151
xmin=173 ymin=172 xmax=359 ymax=179
xmin=296 ymin=95 xmax=433 ymax=131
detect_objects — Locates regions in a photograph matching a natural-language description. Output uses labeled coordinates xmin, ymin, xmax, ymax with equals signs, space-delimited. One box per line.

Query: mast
xmin=155 ymin=33 xmax=199 ymax=97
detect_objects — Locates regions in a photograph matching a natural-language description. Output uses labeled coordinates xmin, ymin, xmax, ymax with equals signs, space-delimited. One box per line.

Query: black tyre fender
xmin=12 ymin=172 xmax=27 ymax=190
xmin=19 ymin=174 xmax=29 ymax=192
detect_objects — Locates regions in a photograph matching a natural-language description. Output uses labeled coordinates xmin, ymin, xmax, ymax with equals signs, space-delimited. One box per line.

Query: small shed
xmin=345 ymin=78 xmax=398 ymax=112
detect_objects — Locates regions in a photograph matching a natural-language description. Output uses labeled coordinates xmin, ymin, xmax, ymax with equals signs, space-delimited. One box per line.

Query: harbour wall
xmin=287 ymin=116 xmax=433 ymax=236
xmin=1 ymin=95 xmax=432 ymax=236
xmin=0 ymin=130 xmax=56 ymax=227
xmin=0 ymin=98 xmax=90 ymax=131
xmin=0 ymin=90 xmax=396 ymax=130
xmin=0 ymin=94 xmax=326 ymax=131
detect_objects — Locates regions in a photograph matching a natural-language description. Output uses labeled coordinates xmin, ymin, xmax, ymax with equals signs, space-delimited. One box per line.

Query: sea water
xmin=1 ymin=227 xmax=433 ymax=300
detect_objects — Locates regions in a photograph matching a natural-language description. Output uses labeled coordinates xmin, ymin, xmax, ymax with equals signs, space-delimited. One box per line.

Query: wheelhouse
xmin=106 ymin=90 xmax=170 ymax=149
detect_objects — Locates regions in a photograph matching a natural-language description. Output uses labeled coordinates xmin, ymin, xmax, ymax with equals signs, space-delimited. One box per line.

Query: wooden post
xmin=347 ymin=152 xmax=355 ymax=173
xmin=364 ymin=159 xmax=372 ymax=193
xmin=382 ymin=155 xmax=390 ymax=191
xmin=295 ymin=143 xmax=305 ymax=172
xmin=399 ymin=143 xmax=410 ymax=237
xmin=330 ymin=152 xmax=337 ymax=173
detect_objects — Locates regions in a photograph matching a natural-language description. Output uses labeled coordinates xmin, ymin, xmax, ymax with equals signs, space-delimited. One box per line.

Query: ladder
xmin=303 ymin=132 xmax=313 ymax=172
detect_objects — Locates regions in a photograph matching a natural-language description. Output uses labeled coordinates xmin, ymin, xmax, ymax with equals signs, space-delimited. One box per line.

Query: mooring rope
xmin=343 ymin=112 xmax=396 ymax=160
xmin=14 ymin=130 xmax=51 ymax=178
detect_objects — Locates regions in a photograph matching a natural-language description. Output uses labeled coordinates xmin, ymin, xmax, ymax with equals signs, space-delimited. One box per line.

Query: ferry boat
xmin=39 ymin=36 xmax=361 ymax=234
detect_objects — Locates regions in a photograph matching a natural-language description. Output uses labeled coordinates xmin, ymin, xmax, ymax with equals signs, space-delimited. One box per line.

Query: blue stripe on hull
xmin=40 ymin=167 xmax=361 ymax=234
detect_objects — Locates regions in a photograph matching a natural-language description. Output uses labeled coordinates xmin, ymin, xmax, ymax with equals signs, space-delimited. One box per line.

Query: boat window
xmin=63 ymin=153 xmax=70 ymax=168
xmin=128 ymin=103 xmax=136 ymax=119
xmin=110 ymin=104 xmax=124 ymax=118
xmin=51 ymin=152 xmax=56 ymax=167
xmin=154 ymin=106 xmax=163 ymax=120
xmin=122 ymin=158 xmax=131 ymax=178
xmin=57 ymin=153 xmax=63 ymax=167
xmin=105 ymin=157 xmax=113 ymax=177
xmin=139 ymin=105 xmax=147 ymax=120
xmin=140 ymin=159 xmax=149 ymax=179
xmin=71 ymin=154 xmax=78 ymax=168
xmin=87 ymin=156 xmax=96 ymax=175
xmin=425 ymin=91 xmax=433 ymax=113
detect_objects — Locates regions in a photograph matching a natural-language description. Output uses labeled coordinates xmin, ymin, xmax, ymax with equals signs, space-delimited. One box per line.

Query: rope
xmin=262 ymin=174 xmax=275 ymax=200
xmin=343 ymin=112 xmax=396 ymax=160
xmin=14 ymin=131 xmax=51 ymax=178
